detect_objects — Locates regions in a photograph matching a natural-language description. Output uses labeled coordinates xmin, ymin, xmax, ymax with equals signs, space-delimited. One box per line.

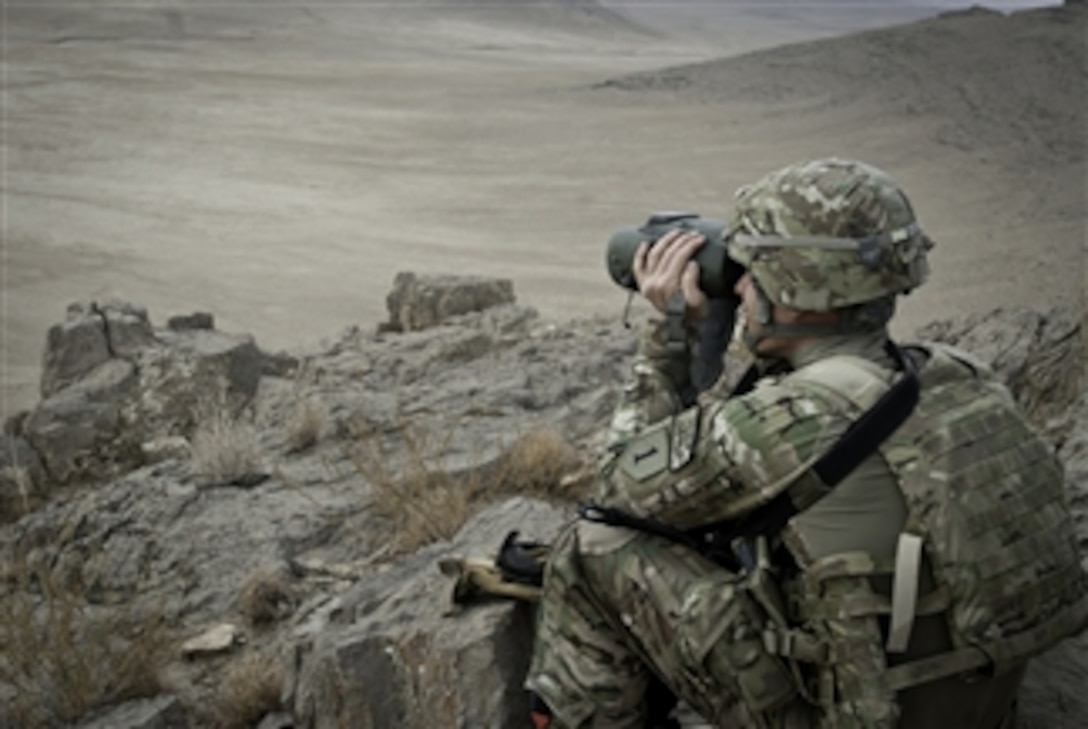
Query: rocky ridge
xmin=0 ymin=274 xmax=1085 ymax=728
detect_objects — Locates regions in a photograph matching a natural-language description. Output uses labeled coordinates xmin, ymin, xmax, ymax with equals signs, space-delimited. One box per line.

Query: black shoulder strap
xmin=811 ymin=340 xmax=919 ymax=488
xmin=700 ymin=340 xmax=921 ymax=542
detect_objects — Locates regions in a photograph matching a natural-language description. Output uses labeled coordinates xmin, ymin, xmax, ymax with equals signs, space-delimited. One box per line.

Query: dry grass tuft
xmin=190 ymin=401 xmax=264 ymax=486
xmin=492 ymin=428 xmax=590 ymax=502
xmin=211 ymin=649 xmax=285 ymax=729
xmin=1 ymin=465 xmax=35 ymax=524
xmin=285 ymin=396 xmax=325 ymax=453
xmin=238 ymin=570 xmax=296 ymax=626
xmin=2 ymin=437 xmax=40 ymax=523
xmin=350 ymin=419 xmax=474 ymax=553
xmin=349 ymin=420 xmax=588 ymax=553
xmin=0 ymin=556 xmax=173 ymax=727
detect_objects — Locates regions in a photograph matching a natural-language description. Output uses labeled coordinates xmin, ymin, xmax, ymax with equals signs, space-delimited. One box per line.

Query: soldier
xmin=525 ymin=159 xmax=1088 ymax=728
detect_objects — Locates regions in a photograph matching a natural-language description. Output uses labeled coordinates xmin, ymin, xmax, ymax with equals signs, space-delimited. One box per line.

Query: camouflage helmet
xmin=726 ymin=158 xmax=934 ymax=311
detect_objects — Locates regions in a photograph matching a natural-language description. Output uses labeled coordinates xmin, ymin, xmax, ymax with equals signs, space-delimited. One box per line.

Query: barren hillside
xmin=4 ymin=1 xmax=1085 ymax=422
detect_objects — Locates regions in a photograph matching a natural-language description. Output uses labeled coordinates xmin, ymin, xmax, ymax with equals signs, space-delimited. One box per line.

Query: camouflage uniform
xmin=526 ymin=159 xmax=1087 ymax=728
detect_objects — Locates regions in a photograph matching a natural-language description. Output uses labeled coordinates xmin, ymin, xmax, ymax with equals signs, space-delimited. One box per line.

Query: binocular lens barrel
xmin=605 ymin=214 xmax=744 ymax=299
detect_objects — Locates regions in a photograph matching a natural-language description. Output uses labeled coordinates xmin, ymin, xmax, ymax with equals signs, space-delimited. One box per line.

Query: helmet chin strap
xmin=741 ymin=280 xmax=895 ymax=356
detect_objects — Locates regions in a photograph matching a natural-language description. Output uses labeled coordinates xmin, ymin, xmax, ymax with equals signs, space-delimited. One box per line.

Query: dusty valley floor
xmin=3 ymin=1 xmax=1085 ymax=419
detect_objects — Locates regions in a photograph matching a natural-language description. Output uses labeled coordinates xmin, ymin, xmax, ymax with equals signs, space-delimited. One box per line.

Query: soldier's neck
xmin=788 ymin=329 xmax=893 ymax=370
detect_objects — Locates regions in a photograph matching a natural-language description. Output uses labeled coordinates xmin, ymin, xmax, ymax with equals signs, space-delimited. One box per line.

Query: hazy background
xmin=3 ymin=0 xmax=1083 ymax=419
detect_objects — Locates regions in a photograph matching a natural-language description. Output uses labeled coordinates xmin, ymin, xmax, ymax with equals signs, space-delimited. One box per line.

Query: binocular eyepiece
xmin=605 ymin=212 xmax=745 ymax=299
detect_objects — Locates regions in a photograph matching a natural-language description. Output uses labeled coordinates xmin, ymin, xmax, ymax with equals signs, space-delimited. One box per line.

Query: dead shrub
xmin=0 ymin=556 xmax=172 ymax=727
xmin=238 ymin=570 xmax=296 ymax=626
xmin=349 ymin=420 xmax=587 ymax=554
xmin=2 ymin=438 xmax=41 ymax=523
xmin=1 ymin=465 xmax=35 ymax=524
xmin=349 ymin=419 xmax=474 ymax=553
xmin=211 ymin=649 xmax=285 ymax=729
xmin=284 ymin=396 xmax=325 ymax=454
xmin=491 ymin=428 xmax=590 ymax=502
xmin=190 ymin=401 xmax=264 ymax=486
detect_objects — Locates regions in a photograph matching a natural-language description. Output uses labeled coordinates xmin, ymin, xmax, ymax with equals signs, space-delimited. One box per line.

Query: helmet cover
xmin=726 ymin=158 xmax=934 ymax=311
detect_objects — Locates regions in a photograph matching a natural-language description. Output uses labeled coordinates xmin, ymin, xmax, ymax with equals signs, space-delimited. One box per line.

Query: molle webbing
xmin=798 ymin=343 xmax=1088 ymax=693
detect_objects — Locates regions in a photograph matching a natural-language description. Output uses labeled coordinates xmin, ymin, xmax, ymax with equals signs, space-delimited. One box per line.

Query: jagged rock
xmin=2 ymin=301 xmax=1085 ymax=728
xmin=142 ymin=328 xmax=264 ymax=417
xmin=261 ymin=349 xmax=301 ymax=378
xmin=27 ymin=319 xmax=267 ymax=487
xmin=101 ymin=299 xmax=156 ymax=359
xmin=287 ymin=497 xmax=571 ymax=729
xmin=1057 ymin=389 xmax=1088 ymax=550
xmin=257 ymin=712 xmax=295 ymax=729
xmin=180 ymin=622 xmax=245 ymax=657
xmin=24 ymin=358 xmax=138 ymax=484
xmin=1018 ymin=385 xmax=1088 ymax=728
xmin=24 ymin=302 xmax=271 ymax=487
xmin=0 ymin=454 xmax=369 ymax=631
xmin=167 ymin=311 xmax=215 ymax=331
xmin=74 ymin=694 xmax=190 ymax=729
xmin=40 ymin=302 xmax=112 ymax=399
xmin=383 ymin=272 xmax=516 ymax=332
xmin=40 ymin=300 xmax=155 ymax=400
xmin=916 ymin=307 xmax=1082 ymax=423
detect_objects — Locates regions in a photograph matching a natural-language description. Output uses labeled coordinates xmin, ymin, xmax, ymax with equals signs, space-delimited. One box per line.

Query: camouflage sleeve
xmin=594 ymin=375 xmax=844 ymax=531
xmin=602 ymin=319 xmax=700 ymax=454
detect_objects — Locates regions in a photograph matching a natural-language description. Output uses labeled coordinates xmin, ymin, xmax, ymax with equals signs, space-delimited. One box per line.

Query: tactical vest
xmin=769 ymin=343 xmax=1088 ymax=727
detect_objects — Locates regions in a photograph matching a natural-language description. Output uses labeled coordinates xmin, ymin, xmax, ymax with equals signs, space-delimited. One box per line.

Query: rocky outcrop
xmin=0 ymin=287 xmax=1084 ymax=729
xmin=1018 ymin=384 xmax=1088 ymax=729
xmin=5 ymin=300 xmax=292 ymax=515
xmin=383 ymin=271 xmax=517 ymax=332
xmin=39 ymin=301 xmax=153 ymax=399
xmin=916 ymin=306 xmax=1083 ymax=425
xmin=288 ymin=498 xmax=569 ymax=729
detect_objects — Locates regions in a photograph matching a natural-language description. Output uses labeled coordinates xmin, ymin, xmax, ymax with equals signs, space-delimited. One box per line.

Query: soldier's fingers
xmin=644 ymin=229 xmax=680 ymax=268
xmin=681 ymin=260 xmax=710 ymax=319
xmin=657 ymin=231 xmax=706 ymax=275
xmin=632 ymin=241 xmax=650 ymax=282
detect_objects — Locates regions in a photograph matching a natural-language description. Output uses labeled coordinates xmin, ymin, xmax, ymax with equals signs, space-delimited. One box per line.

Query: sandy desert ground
xmin=3 ymin=1 xmax=1084 ymax=420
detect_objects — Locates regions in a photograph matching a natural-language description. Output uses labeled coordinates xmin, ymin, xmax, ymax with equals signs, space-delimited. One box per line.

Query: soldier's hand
xmin=632 ymin=229 xmax=710 ymax=322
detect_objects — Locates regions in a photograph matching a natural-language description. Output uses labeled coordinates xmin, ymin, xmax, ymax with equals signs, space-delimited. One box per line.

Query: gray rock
xmin=179 ymin=622 xmax=245 ymax=657
xmin=74 ymin=694 xmax=190 ymax=729
xmin=101 ymin=299 xmax=156 ymax=359
xmin=40 ymin=301 xmax=112 ymax=398
xmin=257 ymin=712 xmax=295 ymax=729
xmin=2 ymin=298 xmax=1085 ymax=729
xmin=39 ymin=300 xmax=155 ymax=399
xmin=1019 ymin=387 xmax=1087 ymax=729
xmin=384 ymin=272 xmax=516 ymax=332
xmin=1020 ymin=638 xmax=1088 ymax=729
xmin=916 ymin=307 xmax=1082 ymax=423
xmin=167 ymin=311 xmax=215 ymax=331
xmin=1057 ymin=390 xmax=1088 ymax=550
xmin=24 ymin=358 xmax=137 ymax=484
xmin=25 ymin=301 xmax=273 ymax=487
xmin=131 ymin=329 xmax=263 ymax=444
xmin=288 ymin=498 xmax=571 ymax=729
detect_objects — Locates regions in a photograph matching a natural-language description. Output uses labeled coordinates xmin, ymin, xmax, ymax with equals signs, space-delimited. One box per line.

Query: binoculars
xmin=605 ymin=212 xmax=745 ymax=299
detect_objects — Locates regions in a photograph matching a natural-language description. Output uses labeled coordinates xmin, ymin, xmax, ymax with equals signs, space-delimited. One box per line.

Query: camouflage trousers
xmin=525 ymin=520 xmax=811 ymax=729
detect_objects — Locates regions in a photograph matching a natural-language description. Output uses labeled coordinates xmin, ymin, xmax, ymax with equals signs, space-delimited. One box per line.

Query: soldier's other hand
xmin=632 ymin=229 xmax=710 ymax=322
